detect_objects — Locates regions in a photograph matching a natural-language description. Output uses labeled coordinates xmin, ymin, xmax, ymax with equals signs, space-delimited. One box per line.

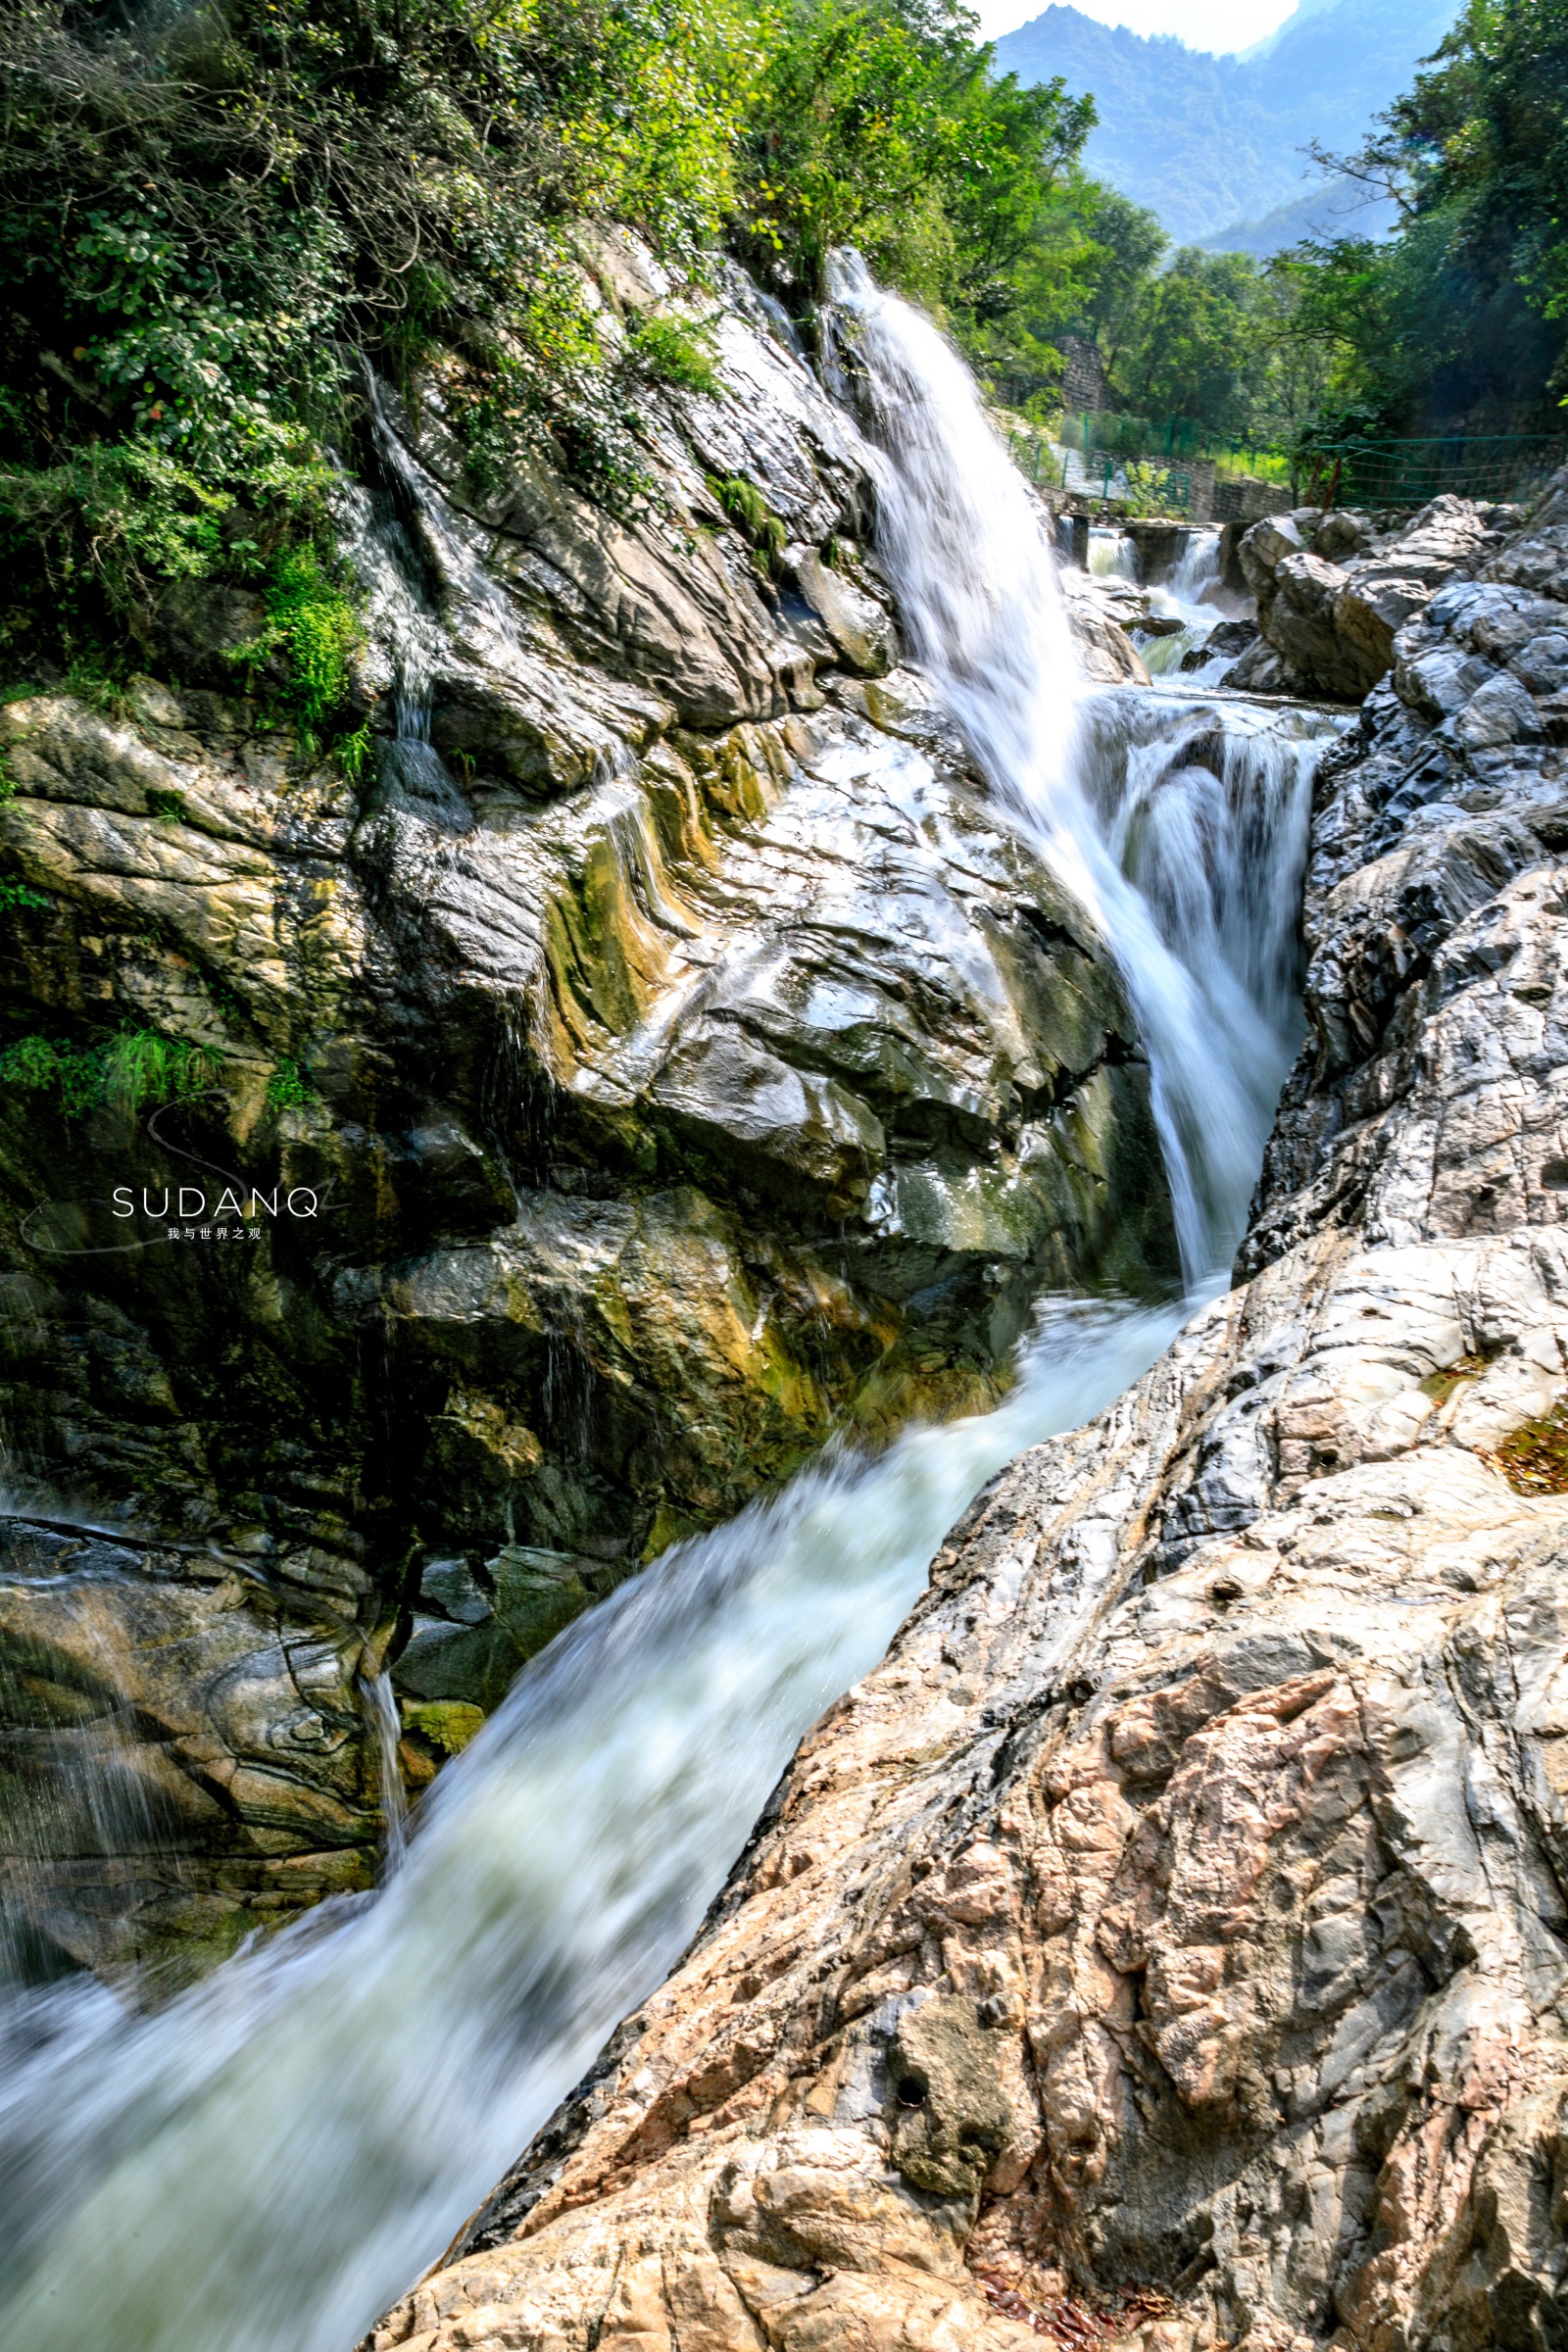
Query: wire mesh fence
xmin=1306 ymin=435 xmax=1568 ymax=509
xmin=1006 ymin=431 xmax=1195 ymax=512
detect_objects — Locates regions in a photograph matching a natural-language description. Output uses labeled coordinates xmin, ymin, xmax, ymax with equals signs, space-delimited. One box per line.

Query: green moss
xmin=402 ymin=1698 xmax=484 ymax=1756
xmin=1419 ymin=1354 xmax=1485 ymax=1404
xmin=1484 ymin=1399 xmax=1568 ymax=1494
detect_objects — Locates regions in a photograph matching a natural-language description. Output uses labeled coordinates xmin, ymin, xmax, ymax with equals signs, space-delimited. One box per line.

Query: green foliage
xmin=738 ymin=0 xmax=1099 ymax=352
xmin=104 ymin=1030 xmax=221 ymax=1114
xmin=1268 ymin=0 xmax=1568 ymax=433
xmin=0 ymin=0 xmax=751 ymax=658
xmin=146 ymin=788 xmax=185 ymax=822
xmin=0 ymin=750 xmax=15 ymax=805
xmin=1109 ymin=249 xmax=1275 ymax=437
xmin=335 ymin=723 xmax=373 ymax=786
xmin=264 ymin=550 xmax=360 ymax=730
xmin=0 ymin=1027 xmax=220 ymax=1117
xmin=266 ymin=1058 xmax=314 ymax=1113
xmin=708 ymin=474 xmax=788 ymax=574
xmin=0 ymin=877 xmax=48 ymax=911
xmin=628 ymin=313 xmax=723 ymax=395
xmin=62 ymin=654 xmax=128 ymax=717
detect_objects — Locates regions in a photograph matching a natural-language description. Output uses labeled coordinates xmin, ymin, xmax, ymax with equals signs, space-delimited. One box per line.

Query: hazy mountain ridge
xmin=996 ymin=0 xmax=1456 ymax=243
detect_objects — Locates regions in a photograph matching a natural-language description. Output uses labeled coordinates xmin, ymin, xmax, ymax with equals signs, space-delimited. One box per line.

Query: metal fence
xmin=1006 ymin=431 xmax=1193 ymax=512
xmin=1306 ymin=434 xmax=1568 ymax=509
xmin=1055 ymin=409 xmax=1286 ymax=479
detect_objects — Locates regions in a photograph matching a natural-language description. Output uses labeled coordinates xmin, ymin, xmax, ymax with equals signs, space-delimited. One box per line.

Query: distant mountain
xmin=994 ymin=0 xmax=1455 ymax=245
xmin=1198 ymin=175 xmax=1400 ymax=258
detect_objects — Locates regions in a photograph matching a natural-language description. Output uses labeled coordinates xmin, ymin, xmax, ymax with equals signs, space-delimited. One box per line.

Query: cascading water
xmin=0 ymin=268 xmax=1339 ymax=2352
xmin=1088 ymin=525 xmax=1139 ymax=580
xmin=0 ymin=1302 xmax=1182 ymax=2352
xmin=1136 ymin=527 xmax=1236 ymax=678
xmin=824 ymin=254 xmax=1338 ymax=1282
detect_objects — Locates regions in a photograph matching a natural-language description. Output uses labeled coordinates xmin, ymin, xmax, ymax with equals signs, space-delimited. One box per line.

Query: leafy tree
xmin=1277 ymin=0 xmax=1568 ymax=432
xmin=0 ymin=0 xmax=750 ymax=656
xmin=737 ymin=0 xmax=1098 ymax=333
xmin=1109 ymin=248 xmax=1269 ymax=432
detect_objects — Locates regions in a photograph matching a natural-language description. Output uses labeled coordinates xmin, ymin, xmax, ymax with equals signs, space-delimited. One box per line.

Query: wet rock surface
xmin=372 ymin=482 xmax=1568 ymax=2352
xmin=0 ymin=255 xmax=1170 ymax=1977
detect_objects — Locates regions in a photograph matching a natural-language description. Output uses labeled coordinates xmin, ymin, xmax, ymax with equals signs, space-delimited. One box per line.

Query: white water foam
xmin=0 ymin=1298 xmax=1179 ymax=2352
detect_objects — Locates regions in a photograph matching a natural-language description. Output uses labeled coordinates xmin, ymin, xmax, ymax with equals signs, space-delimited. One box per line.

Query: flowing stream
xmin=0 ymin=271 xmax=1340 ymax=2352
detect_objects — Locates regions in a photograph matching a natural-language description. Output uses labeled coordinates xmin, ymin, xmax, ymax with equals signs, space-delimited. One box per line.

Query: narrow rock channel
xmin=5 ymin=251 xmax=1562 ymax=2352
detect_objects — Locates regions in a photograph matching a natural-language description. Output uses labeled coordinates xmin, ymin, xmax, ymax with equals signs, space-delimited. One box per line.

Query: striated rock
xmin=0 ymin=1518 xmax=383 ymax=1983
xmin=0 ymin=260 xmax=1173 ymax=1972
xmin=372 ymin=478 xmax=1568 ymax=2352
xmin=1233 ymin=497 xmax=1517 ymax=703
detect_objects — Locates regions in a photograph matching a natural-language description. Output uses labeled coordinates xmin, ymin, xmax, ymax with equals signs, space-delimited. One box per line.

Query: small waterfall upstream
xmin=826 ymin=257 xmax=1334 ymax=1282
xmin=0 ymin=273 xmax=1342 ymax=2352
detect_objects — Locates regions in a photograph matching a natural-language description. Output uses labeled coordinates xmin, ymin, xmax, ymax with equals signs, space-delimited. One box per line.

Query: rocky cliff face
xmin=369 ymin=480 xmax=1568 ymax=2352
xmin=0 ymin=244 xmax=1172 ymax=1981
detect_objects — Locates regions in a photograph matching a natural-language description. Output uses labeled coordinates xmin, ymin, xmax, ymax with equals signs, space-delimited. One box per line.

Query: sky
xmin=973 ymin=0 xmax=1302 ymax=54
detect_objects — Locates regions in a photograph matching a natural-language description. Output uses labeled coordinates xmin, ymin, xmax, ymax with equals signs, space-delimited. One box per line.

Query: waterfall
xmin=360 ymin=1671 xmax=409 ymax=1876
xmin=0 ymin=270 xmax=1339 ymax=2352
xmin=1138 ymin=527 xmax=1231 ymax=678
xmin=1088 ymin=526 xmax=1139 ymax=580
xmin=1172 ymin=525 xmax=1222 ymax=602
xmin=824 ymin=255 xmax=1336 ymax=1282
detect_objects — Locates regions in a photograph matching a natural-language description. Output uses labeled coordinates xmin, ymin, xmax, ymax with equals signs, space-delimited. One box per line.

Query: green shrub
xmin=104 ymin=1030 xmax=221 ymax=1114
xmin=64 ymin=654 xmax=128 ymax=718
xmin=0 ymin=1027 xmax=221 ymax=1117
xmin=628 ymin=314 xmax=722 ymax=396
xmin=265 ymin=1057 xmax=313 ymax=1112
xmin=0 ymin=876 xmax=47 ymax=910
xmin=265 ymin=548 xmax=361 ymax=729
xmin=335 ymin=722 xmax=372 ymax=786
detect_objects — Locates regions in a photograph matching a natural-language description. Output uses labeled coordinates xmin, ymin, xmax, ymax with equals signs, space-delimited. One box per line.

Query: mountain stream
xmin=0 ymin=273 xmax=1343 ymax=2352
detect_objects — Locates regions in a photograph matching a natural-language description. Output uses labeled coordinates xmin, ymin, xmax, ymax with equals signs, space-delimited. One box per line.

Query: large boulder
xmin=1231 ymin=493 xmax=1511 ymax=700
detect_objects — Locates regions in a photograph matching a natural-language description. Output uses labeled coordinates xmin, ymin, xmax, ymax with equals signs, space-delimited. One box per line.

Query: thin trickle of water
xmin=825 ymin=254 xmax=1338 ymax=1283
xmin=360 ymin=1672 xmax=408 ymax=1876
xmin=0 ymin=269 xmax=1341 ymax=2352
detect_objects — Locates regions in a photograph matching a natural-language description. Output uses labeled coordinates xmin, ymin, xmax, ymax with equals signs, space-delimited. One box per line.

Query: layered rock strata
xmin=371 ymin=482 xmax=1568 ymax=2352
xmin=0 ymin=248 xmax=1170 ymax=1977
